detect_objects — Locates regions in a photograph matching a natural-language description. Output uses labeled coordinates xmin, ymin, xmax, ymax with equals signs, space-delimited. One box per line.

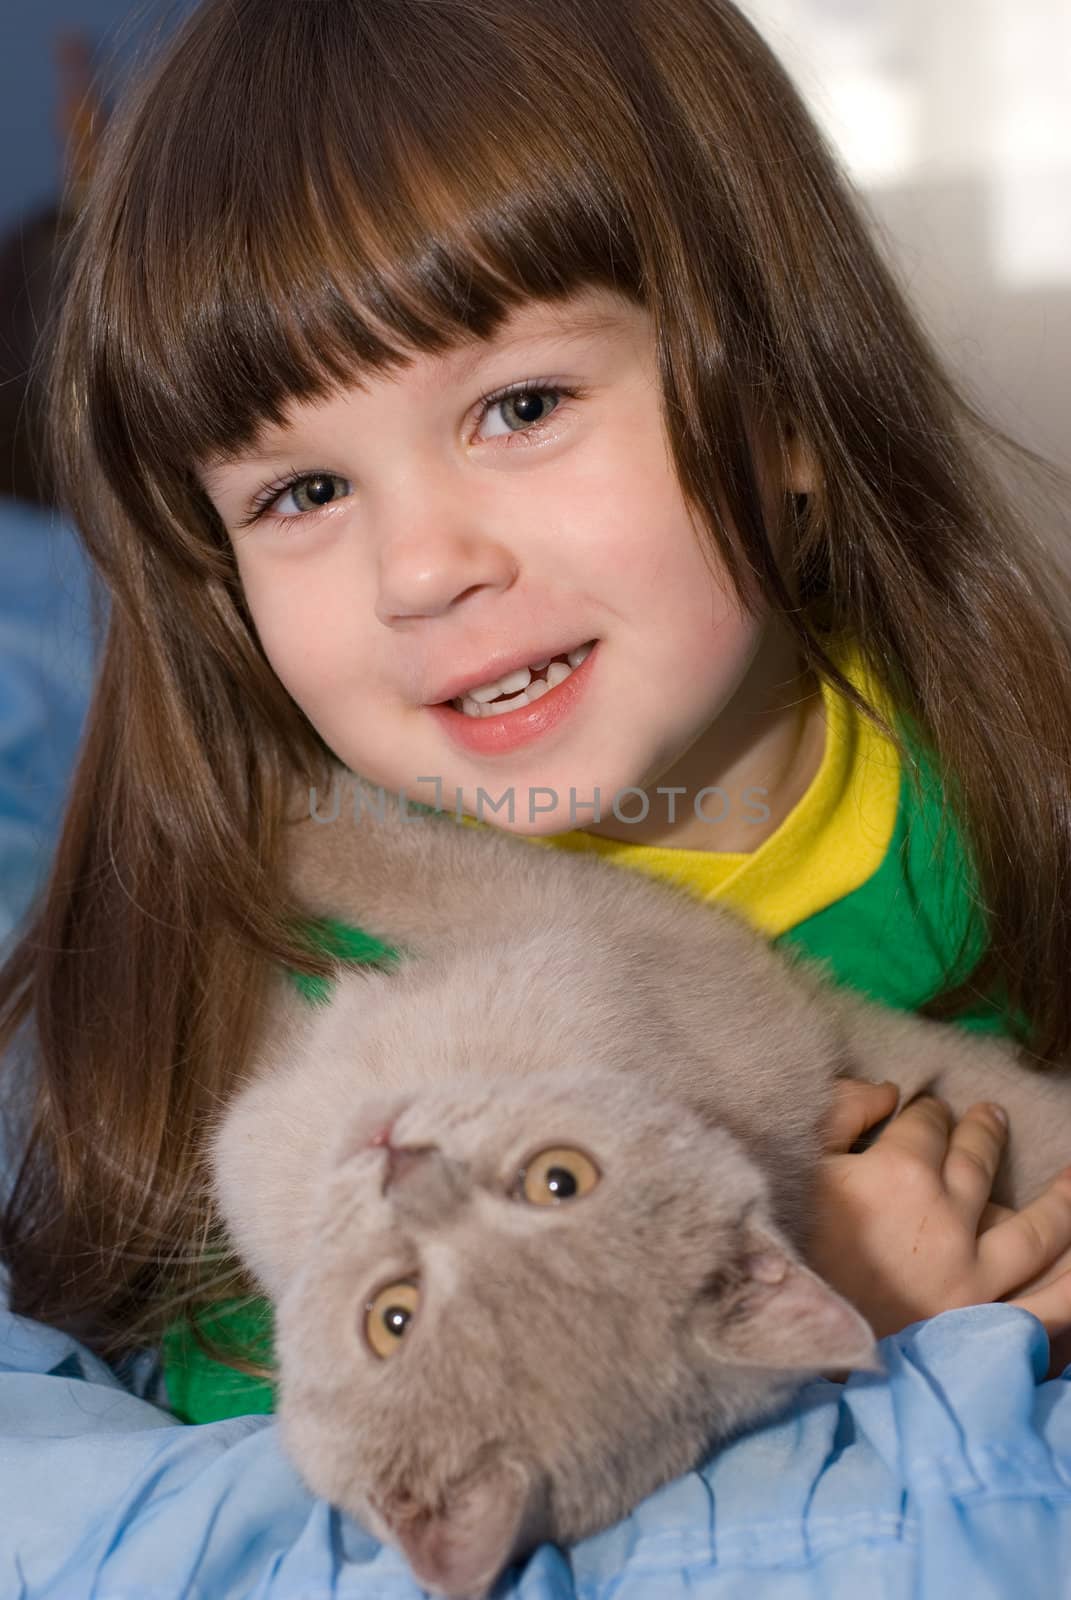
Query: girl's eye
xmin=237 ymin=380 xmax=579 ymax=531
xmin=252 ymin=471 xmax=350 ymax=526
xmin=474 ymin=381 xmax=575 ymax=444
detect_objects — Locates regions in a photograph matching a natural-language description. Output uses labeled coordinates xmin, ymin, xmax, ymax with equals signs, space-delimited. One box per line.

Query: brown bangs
xmin=85 ymin=0 xmax=656 ymax=501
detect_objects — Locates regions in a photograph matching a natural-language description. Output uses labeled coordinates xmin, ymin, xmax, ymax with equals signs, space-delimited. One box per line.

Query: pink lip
xmin=426 ymin=640 xmax=599 ymax=756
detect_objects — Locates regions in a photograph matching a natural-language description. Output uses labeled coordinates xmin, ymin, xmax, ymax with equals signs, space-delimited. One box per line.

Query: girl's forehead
xmin=418 ymin=290 xmax=642 ymax=386
xmin=316 ymin=286 xmax=637 ymax=401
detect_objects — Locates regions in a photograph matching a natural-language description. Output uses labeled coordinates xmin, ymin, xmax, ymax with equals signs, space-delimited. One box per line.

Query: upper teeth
xmin=455 ymin=641 xmax=593 ymax=713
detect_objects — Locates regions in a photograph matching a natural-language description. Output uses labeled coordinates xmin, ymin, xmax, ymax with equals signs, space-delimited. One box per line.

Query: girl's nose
xmin=373 ymin=519 xmax=519 ymax=624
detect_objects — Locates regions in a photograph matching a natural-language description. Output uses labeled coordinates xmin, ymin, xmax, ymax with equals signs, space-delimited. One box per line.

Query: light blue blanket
xmin=2 ymin=493 xmax=1070 ymax=1598
xmin=1 ymin=1296 xmax=1069 ymax=1597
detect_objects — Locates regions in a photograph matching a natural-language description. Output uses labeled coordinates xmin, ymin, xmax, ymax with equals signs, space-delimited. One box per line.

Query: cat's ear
xmin=373 ymin=1459 xmax=540 ymax=1600
xmin=699 ymin=1220 xmax=884 ymax=1376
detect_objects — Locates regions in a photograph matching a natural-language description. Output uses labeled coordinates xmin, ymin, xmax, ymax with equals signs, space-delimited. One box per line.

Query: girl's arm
xmin=813 ymin=1080 xmax=1071 ymax=1378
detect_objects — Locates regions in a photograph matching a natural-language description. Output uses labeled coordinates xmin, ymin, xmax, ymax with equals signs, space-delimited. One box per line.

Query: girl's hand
xmin=811 ymin=1079 xmax=1071 ymax=1371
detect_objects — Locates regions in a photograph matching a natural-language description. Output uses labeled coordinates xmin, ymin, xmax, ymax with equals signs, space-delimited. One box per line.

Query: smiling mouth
xmin=449 ymin=641 xmax=596 ymax=716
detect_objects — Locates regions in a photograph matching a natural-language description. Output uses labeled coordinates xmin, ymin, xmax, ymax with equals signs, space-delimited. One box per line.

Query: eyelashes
xmin=235 ymin=378 xmax=582 ymax=531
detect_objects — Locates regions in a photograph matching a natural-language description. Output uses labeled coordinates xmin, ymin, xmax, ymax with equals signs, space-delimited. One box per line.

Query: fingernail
xmin=987 ymin=1104 xmax=1009 ymax=1128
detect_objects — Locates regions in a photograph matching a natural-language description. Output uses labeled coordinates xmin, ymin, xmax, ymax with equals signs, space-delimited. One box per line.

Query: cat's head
xmin=270 ymin=1065 xmax=880 ymax=1600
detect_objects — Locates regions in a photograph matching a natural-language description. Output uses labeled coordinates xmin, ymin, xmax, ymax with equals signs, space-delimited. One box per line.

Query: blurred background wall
xmin=0 ymin=0 xmax=185 ymax=236
xmin=742 ymin=0 xmax=1070 ymax=469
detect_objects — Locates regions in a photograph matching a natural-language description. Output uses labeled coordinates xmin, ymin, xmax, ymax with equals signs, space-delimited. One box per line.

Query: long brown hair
xmin=3 ymin=0 xmax=1071 ymax=1367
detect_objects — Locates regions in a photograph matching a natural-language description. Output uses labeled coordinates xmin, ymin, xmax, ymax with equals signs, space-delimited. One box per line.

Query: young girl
xmin=3 ymin=0 xmax=1071 ymax=1423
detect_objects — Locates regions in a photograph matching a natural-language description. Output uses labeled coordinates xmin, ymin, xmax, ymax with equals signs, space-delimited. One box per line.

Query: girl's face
xmin=202 ymin=286 xmax=810 ymax=838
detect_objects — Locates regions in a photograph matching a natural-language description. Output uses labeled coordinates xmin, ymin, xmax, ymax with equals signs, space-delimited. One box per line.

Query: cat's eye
xmin=364 ymin=1279 xmax=420 ymax=1359
xmin=515 ymin=1146 xmax=600 ymax=1206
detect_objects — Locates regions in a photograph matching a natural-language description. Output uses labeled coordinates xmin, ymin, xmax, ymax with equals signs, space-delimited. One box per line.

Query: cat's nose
xmin=380 ymin=1143 xmax=468 ymax=1222
xmin=381 ymin=1141 xmax=436 ymax=1193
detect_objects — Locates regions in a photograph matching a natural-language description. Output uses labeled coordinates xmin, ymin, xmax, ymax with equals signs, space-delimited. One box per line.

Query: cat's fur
xmin=209 ymin=766 xmax=1071 ymax=1600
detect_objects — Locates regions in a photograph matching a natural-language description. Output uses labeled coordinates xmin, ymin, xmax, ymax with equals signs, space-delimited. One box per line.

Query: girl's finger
xmin=822 ymin=1079 xmax=899 ymax=1154
xmin=873 ymin=1091 xmax=953 ymax=1168
xmin=1005 ymin=1236 xmax=1071 ymax=1300
xmin=980 ymin=1165 xmax=1071 ymax=1295
xmin=941 ymin=1102 xmax=1008 ymax=1220
xmin=1008 ymin=1263 xmax=1071 ymax=1340
xmin=978 ymin=1199 xmax=1015 ymax=1234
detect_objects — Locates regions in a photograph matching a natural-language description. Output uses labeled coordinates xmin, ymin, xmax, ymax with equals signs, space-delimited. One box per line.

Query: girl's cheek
xmin=252 ymin=588 xmax=356 ymax=700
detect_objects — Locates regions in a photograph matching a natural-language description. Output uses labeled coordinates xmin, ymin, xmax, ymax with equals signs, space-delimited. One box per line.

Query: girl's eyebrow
xmin=202 ymin=307 xmax=626 ymax=476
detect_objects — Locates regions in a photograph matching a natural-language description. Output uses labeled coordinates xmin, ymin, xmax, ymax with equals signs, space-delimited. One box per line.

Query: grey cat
xmin=209 ymin=766 xmax=1071 ymax=1600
